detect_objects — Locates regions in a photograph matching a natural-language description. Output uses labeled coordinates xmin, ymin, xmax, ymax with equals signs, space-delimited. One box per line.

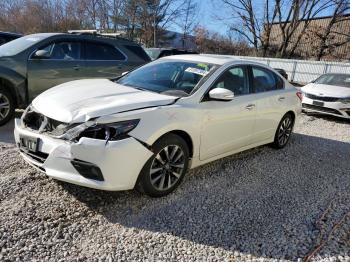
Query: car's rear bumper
xmin=14 ymin=118 xmax=153 ymax=191
xmin=302 ymin=97 xmax=350 ymax=119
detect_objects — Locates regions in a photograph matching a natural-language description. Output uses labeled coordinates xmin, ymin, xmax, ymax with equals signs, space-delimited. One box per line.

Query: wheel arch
xmin=285 ymin=110 xmax=296 ymax=120
xmin=0 ymin=70 xmax=27 ymax=108
xmin=154 ymin=130 xmax=194 ymax=158
xmin=0 ymin=78 xmax=17 ymax=106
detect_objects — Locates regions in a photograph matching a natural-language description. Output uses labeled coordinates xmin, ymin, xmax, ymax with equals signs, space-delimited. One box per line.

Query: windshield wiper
xmin=132 ymin=86 xmax=149 ymax=91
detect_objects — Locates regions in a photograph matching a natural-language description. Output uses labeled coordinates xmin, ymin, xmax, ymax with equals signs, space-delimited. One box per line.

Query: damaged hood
xmin=32 ymin=79 xmax=177 ymax=123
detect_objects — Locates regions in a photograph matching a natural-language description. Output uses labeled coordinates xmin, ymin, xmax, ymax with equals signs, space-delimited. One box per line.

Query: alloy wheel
xmin=0 ymin=92 xmax=10 ymax=121
xmin=150 ymin=145 xmax=185 ymax=191
xmin=278 ymin=116 xmax=293 ymax=146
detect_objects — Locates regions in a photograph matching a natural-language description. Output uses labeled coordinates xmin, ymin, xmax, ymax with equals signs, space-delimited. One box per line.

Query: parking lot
xmin=0 ymin=113 xmax=349 ymax=261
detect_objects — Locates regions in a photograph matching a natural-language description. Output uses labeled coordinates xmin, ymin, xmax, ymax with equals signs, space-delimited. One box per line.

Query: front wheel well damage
xmin=0 ymin=78 xmax=17 ymax=106
xmin=155 ymin=130 xmax=194 ymax=158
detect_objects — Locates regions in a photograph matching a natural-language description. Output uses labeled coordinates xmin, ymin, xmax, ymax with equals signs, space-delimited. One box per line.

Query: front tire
xmin=136 ymin=134 xmax=189 ymax=197
xmin=0 ymin=88 xmax=15 ymax=126
xmin=271 ymin=113 xmax=294 ymax=149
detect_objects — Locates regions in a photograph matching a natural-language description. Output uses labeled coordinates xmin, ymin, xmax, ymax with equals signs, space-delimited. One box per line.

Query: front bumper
xmin=14 ymin=118 xmax=153 ymax=191
xmin=302 ymin=96 xmax=350 ymax=119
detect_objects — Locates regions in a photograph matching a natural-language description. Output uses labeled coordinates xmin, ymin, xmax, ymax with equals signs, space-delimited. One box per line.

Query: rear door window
xmin=251 ymin=66 xmax=282 ymax=92
xmin=85 ymin=42 xmax=126 ymax=61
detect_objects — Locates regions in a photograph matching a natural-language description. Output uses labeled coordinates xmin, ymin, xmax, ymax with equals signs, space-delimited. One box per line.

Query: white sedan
xmin=14 ymin=55 xmax=301 ymax=197
xmin=301 ymin=73 xmax=350 ymax=119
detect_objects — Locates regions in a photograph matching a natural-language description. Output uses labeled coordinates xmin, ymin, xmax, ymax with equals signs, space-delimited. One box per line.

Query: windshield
xmin=314 ymin=74 xmax=350 ymax=88
xmin=117 ymin=60 xmax=217 ymax=97
xmin=0 ymin=34 xmax=47 ymax=56
xmin=145 ymin=49 xmax=161 ymax=60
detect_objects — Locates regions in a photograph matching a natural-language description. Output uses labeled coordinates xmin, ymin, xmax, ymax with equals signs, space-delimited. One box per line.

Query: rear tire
xmin=0 ymin=88 xmax=15 ymax=126
xmin=136 ymin=134 xmax=189 ymax=197
xmin=271 ymin=113 xmax=294 ymax=149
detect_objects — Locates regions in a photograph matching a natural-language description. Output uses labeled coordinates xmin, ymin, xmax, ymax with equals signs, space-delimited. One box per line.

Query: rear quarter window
xmin=0 ymin=37 xmax=6 ymax=45
xmin=85 ymin=42 xmax=126 ymax=61
xmin=275 ymin=74 xmax=285 ymax=90
xmin=124 ymin=45 xmax=151 ymax=61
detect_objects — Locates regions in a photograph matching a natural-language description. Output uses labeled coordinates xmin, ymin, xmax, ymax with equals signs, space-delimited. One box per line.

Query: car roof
xmin=162 ymin=54 xmax=268 ymax=67
xmin=146 ymin=47 xmax=177 ymax=51
xmin=27 ymin=33 xmax=63 ymax=38
xmin=25 ymin=33 xmax=137 ymax=44
xmin=162 ymin=54 xmax=237 ymax=65
xmin=0 ymin=31 xmax=23 ymax=37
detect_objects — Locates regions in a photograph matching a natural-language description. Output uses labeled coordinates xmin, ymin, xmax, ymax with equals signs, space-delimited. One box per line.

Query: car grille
xmin=304 ymin=93 xmax=339 ymax=102
xmin=22 ymin=107 xmax=68 ymax=136
xmin=302 ymin=103 xmax=342 ymax=115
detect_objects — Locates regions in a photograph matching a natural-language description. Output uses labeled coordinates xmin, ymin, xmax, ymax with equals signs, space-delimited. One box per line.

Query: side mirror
xmin=121 ymin=71 xmax=129 ymax=76
xmin=34 ymin=50 xmax=50 ymax=59
xmin=209 ymin=88 xmax=234 ymax=101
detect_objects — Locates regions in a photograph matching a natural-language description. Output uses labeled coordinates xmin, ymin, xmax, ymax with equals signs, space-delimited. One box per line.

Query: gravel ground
xmin=0 ymin=113 xmax=349 ymax=261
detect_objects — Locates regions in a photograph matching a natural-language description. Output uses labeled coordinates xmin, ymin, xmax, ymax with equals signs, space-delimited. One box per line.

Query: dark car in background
xmin=0 ymin=32 xmax=150 ymax=125
xmin=145 ymin=48 xmax=198 ymax=60
xmin=0 ymin=31 xmax=22 ymax=46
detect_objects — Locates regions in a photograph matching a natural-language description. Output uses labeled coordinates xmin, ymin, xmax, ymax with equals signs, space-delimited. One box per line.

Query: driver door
xmin=27 ymin=40 xmax=84 ymax=101
xmin=199 ymin=65 xmax=257 ymax=161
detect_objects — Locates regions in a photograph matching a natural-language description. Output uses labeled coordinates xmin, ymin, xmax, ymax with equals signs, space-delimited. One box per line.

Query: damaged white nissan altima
xmin=14 ymin=55 xmax=301 ymax=197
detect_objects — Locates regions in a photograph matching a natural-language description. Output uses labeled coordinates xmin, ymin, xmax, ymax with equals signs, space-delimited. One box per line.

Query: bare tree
xmin=0 ymin=0 xmax=83 ymax=34
xmin=145 ymin=0 xmax=189 ymax=47
xmin=307 ymin=0 xmax=350 ymax=60
xmin=122 ymin=0 xmax=189 ymax=47
xmin=0 ymin=0 xmax=193 ymax=48
xmin=194 ymin=25 xmax=253 ymax=55
xmin=218 ymin=0 xmax=279 ymax=56
xmin=217 ymin=0 xmax=348 ymax=58
xmin=275 ymin=0 xmax=334 ymax=58
xmin=176 ymin=0 xmax=198 ymax=49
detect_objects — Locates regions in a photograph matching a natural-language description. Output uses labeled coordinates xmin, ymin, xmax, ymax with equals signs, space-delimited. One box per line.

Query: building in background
xmin=269 ymin=14 xmax=350 ymax=61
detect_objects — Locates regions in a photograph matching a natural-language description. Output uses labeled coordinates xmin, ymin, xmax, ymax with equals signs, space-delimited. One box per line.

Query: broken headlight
xmin=61 ymin=119 xmax=140 ymax=142
xmin=339 ymin=97 xmax=350 ymax=104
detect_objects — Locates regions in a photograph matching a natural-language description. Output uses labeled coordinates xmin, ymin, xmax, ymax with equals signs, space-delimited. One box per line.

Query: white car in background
xmin=301 ymin=73 xmax=350 ymax=119
xmin=14 ymin=55 xmax=301 ymax=197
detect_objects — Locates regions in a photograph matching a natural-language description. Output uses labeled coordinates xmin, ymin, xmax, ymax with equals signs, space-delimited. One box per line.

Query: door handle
xmin=245 ymin=104 xmax=255 ymax=110
xmin=278 ymin=96 xmax=285 ymax=101
xmin=73 ymin=65 xmax=80 ymax=70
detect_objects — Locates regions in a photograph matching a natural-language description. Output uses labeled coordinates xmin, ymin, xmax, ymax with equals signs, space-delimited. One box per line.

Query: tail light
xmin=296 ymin=91 xmax=302 ymax=101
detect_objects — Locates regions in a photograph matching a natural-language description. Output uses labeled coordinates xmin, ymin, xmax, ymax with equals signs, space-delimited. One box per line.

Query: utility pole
xmin=153 ymin=4 xmax=157 ymax=48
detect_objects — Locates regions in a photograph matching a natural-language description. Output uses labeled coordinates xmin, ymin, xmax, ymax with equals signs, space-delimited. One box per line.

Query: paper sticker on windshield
xmin=197 ymin=63 xmax=209 ymax=70
xmin=185 ymin=67 xmax=209 ymax=76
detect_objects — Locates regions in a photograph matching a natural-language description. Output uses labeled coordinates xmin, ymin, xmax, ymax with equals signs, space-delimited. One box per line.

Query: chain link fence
xmin=231 ymin=56 xmax=350 ymax=84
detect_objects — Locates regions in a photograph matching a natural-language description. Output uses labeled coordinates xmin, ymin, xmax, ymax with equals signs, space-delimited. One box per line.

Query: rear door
xmin=27 ymin=40 xmax=84 ymax=101
xmin=249 ymin=65 xmax=288 ymax=143
xmin=82 ymin=41 xmax=128 ymax=78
